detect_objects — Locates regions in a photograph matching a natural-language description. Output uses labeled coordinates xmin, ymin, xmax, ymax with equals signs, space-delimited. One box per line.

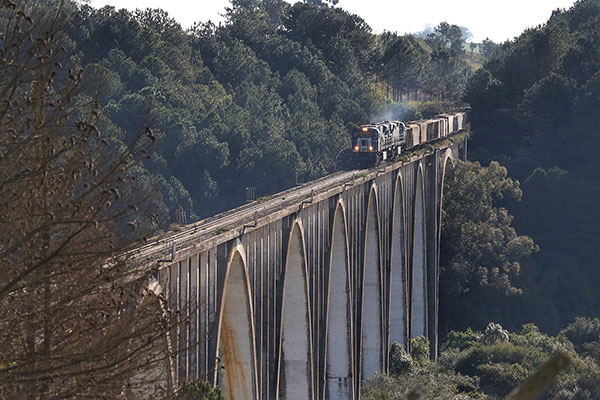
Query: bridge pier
xmin=325 ymin=201 xmax=354 ymax=399
xmin=360 ymin=186 xmax=383 ymax=380
xmin=278 ymin=221 xmax=313 ymax=400
xmin=148 ymin=140 xmax=466 ymax=399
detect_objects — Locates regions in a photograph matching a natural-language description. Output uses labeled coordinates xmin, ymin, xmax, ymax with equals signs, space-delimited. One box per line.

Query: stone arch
xmin=215 ymin=241 xmax=257 ymax=400
xmin=127 ymin=277 xmax=176 ymax=397
xmin=389 ymin=174 xmax=408 ymax=347
xmin=411 ymin=165 xmax=427 ymax=339
xmin=277 ymin=220 xmax=314 ymax=400
xmin=437 ymin=149 xmax=456 ymax=337
xmin=439 ymin=148 xmax=456 ymax=223
xmin=325 ymin=200 xmax=354 ymax=400
xmin=439 ymin=149 xmax=456 ymax=250
xmin=361 ymin=184 xmax=383 ymax=379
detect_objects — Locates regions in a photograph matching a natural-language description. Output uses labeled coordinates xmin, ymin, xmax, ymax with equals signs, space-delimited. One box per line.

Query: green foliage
xmin=66 ymin=0 xmax=401 ymax=222
xmin=369 ymin=322 xmax=600 ymax=399
xmin=480 ymin=38 xmax=498 ymax=59
xmin=174 ymin=380 xmax=224 ymax=400
xmin=455 ymin=342 xmax=547 ymax=396
xmin=365 ymin=323 xmax=598 ymax=400
xmin=373 ymin=24 xmax=472 ymax=103
xmin=449 ymin=323 xmax=600 ymax=399
xmin=389 ymin=342 xmax=414 ymax=377
xmin=410 ymin=336 xmax=430 ymax=367
xmin=440 ymin=160 xmax=537 ymax=334
xmin=46 ymin=0 xmax=477 ymax=230
xmin=363 ymin=339 xmax=482 ymax=400
xmin=415 ymin=101 xmax=445 ymax=118
xmin=560 ymin=317 xmax=600 ymax=357
xmin=465 ymin=0 xmax=600 ymax=333
xmin=362 ymin=369 xmax=480 ymax=400
xmin=427 ymin=22 xmax=465 ymax=54
xmin=443 ymin=328 xmax=481 ymax=352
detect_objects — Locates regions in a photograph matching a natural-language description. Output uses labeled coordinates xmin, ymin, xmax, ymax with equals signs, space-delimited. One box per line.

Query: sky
xmin=88 ymin=0 xmax=578 ymax=43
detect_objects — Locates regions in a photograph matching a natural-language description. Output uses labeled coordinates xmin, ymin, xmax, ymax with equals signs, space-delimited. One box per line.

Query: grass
xmin=213 ymin=226 xmax=231 ymax=236
xmin=449 ymin=130 xmax=471 ymax=144
xmin=256 ymin=195 xmax=273 ymax=203
xmin=168 ymin=223 xmax=182 ymax=232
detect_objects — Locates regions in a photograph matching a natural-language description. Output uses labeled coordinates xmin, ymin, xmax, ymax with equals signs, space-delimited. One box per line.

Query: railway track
xmin=131 ymin=167 xmax=365 ymax=263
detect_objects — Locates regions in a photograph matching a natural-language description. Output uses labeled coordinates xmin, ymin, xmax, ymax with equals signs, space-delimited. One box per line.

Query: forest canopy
xmin=464 ymin=0 xmax=600 ymax=334
xmin=60 ymin=0 xmax=472 ymax=222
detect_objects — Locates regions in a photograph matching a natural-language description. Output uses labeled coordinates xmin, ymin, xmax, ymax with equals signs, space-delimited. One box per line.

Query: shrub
xmin=410 ymin=336 xmax=430 ymax=366
xmin=561 ymin=317 xmax=600 ymax=353
xmin=389 ymin=342 xmax=414 ymax=377
xmin=443 ymin=328 xmax=481 ymax=351
xmin=174 ymin=381 xmax=224 ymax=400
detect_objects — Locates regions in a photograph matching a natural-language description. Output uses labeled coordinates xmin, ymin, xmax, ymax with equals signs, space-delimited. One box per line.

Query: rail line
xmin=131 ymin=167 xmax=364 ymax=262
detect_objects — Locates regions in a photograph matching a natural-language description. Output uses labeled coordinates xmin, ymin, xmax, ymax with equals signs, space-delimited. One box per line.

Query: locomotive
xmin=352 ymin=110 xmax=468 ymax=164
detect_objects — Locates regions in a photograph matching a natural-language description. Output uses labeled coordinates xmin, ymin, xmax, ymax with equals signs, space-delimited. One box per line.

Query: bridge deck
xmin=132 ymin=143 xmax=450 ymax=266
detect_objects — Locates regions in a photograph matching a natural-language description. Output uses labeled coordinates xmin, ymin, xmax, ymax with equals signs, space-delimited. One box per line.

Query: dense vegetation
xmin=462 ymin=0 xmax=600 ymax=335
xmin=439 ymin=160 xmax=538 ymax=335
xmin=60 ymin=0 xmax=472 ymax=222
xmin=362 ymin=318 xmax=600 ymax=399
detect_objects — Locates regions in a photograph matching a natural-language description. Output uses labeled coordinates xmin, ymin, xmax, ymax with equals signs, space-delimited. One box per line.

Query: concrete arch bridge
xmin=137 ymin=139 xmax=467 ymax=399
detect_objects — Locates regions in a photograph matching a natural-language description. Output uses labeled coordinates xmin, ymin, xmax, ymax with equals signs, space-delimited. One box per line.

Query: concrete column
xmin=190 ymin=255 xmax=198 ymax=379
xmin=325 ymin=203 xmax=354 ymax=400
xmin=390 ymin=178 xmax=407 ymax=346
xmin=168 ymin=263 xmax=179 ymax=384
xmin=411 ymin=167 xmax=427 ymax=338
xmin=179 ymin=260 xmax=189 ymax=381
xmin=199 ymin=252 xmax=208 ymax=379
xmin=361 ymin=187 xmax=383 ymax=379
xmin=278 ymin=222 xmax=313 ymax=400
xmin=217 ymin=243 xmax=258 ymax=400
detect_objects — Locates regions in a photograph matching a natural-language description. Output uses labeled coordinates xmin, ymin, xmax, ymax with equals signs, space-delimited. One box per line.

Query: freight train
xmin=352 ymin=110 xmax=468 ymax=164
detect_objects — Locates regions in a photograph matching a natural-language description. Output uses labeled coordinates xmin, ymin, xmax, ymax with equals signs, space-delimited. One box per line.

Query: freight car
xmin=352 ymin=110 xmax=468 ymax=164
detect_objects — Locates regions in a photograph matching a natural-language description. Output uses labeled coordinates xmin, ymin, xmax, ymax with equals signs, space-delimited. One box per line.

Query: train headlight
xmin=354 ymin=145 xmax=359 ymax=151
xmin=369 ymin=145 xmax=373 ymax=151
xmin=362 ymin=127 xmax=368 ymax=133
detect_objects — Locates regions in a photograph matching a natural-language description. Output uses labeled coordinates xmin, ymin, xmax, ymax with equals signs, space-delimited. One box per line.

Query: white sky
xmin=88 ymin=0 xmax=577 ymax=43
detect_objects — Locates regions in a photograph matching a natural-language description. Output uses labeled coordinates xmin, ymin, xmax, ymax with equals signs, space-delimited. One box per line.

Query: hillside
xmin=464 ymin=0 xmax=600 ymax=333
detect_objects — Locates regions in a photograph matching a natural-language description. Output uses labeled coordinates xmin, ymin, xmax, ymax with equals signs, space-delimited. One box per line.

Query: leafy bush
xmin=443 ymin=328 xmax=481 ymax=351
xmin=561 ymin=317 xmax=600 ymax=353
xmin=174 ymin=381 xmax=224 ymax=400
xmin=361 ymin=367 xmax=480 ymax=400
xmin=389 ymin=342 xmax=414 ymax=377
xmin=410 ymin=336 xmax=430 ymax=367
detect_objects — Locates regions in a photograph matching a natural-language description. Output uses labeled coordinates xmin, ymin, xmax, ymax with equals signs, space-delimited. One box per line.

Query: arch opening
xmin=278 ymin=222 xmax=313 ymax=400
xmin=362 ymin=188 xmax=382 ymax=379
xmin=411 ymin=169 xmax=427 ymax=338
xmin=438 ymin=152 xmax=456 ymax=339
xmin=217 ymin=247 xmax=257 ymax=400
xmin=390 ymin=179 xmax=407 ymax=346
xmin=325 ymin=203 xmax=354 ymax=399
